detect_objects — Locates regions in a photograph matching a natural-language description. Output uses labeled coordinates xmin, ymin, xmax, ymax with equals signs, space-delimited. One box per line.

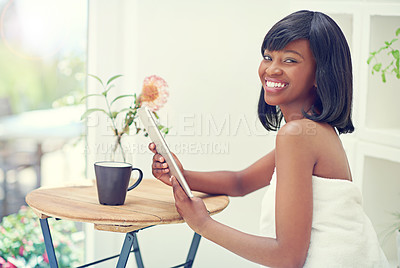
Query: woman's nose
xmin=266 ymin=62 xmax=283 ymax=76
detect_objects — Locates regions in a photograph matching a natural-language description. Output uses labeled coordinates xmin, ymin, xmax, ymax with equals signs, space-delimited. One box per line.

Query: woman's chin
xmin=264 ymin=94 xmax=280 ymax=106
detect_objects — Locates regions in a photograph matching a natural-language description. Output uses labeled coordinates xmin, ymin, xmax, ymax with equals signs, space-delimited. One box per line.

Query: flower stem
xmin=102 ymin=84 xmax=124 ymax=161
xmin=104 ymin=94 xmax=118 ymax=134
xmin=112 ymin=134 xmax=126 ymax=162
xmin=119 ymin=136 xmax=126 ymax=162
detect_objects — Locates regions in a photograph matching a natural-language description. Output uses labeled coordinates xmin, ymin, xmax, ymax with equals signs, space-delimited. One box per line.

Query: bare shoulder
xmin=277 ymin=119 xmax=336 ymax=139
xmin=275 ymin=120 xmax=318 ymax=184
xmin=277 ymin=119 xmax=320 ymax=137
xmin=276 ymin=119 xmax=330 ymax=158
xmin=276 ymin=119 xmax=351 ymax=179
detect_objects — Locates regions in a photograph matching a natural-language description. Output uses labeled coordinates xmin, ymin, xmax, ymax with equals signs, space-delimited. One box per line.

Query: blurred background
xmin=0 ymin=0 xmax=87 ymax=215
xmin=0 ymin=0 xmax=399 ymax=267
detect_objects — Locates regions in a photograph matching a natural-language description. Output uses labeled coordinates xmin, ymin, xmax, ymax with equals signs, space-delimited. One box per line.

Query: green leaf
xmin=80 ymin=108 xmax=108 ymax=120
xmin=162 ymin=127 xmax=170 ymax=135
xmin=102 ymin=84 xmax=115 ymax=97
xmin=381 ymin=71 xmax=387 ymax=83
xmin=110 ymin=94 xmax=135 ymax=106
xmin=367 ymin=55 xmax=374 ymax=65
xmin=111 ymin=111 xmax=118 ymax=119
xmin=377 ymin=45 xmax=389 ymax=54
xmin=392 ymin=49 xmax=400 ymax=60
xmin=388 ymin=38 xmax=398 ymax=46
xmin=88 ymin=74 xmax=104 ymax=86
xmin=396 ymin=27 xmax=400 ymax=36
xmin=80 ymin=93 xmax=103 ymax=102
xmin=106 ymin=74 xmax=123 ymax=86
xmin=152 ymin=111 xmax=160 ymax=119
xmin=373 ymin=63 xmax=382 ymax=72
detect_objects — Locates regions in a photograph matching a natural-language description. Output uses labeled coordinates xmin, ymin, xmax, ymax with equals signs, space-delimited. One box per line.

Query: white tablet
xmin=138 ymin=106 xmax=194 ymax=198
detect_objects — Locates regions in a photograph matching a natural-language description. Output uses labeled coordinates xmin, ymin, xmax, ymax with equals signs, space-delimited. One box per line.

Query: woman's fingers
xmin=152 ymin=161 xmax=168 ymax=169
xmin=152 ymin=153 xmax=169 ymax=177
xmin=148 ymin=142 xmax=157 ymax=154
xmin=149 ymin=143 xmax=174 ymax=186
xmin=171 ymin=176 xmax=186 ymax=199
xmin=152 ymin=153 xmax=165 ymax=164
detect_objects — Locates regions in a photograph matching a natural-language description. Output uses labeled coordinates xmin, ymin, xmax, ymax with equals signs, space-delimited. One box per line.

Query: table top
xmin=26 ymin=179 xmax=229 ymax=233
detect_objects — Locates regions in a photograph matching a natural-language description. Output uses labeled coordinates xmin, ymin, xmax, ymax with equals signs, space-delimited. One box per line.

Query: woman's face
xmin=258 ymin=39 xmax=317 ymax=113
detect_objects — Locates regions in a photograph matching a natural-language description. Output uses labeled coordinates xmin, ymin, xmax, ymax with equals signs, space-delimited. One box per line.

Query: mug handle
xmin=127 ymin=168 xmax=143 ymax=191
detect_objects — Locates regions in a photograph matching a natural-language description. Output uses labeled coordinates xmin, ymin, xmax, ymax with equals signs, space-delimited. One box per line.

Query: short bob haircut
xmin=258 ymin=10 xmax=354 ymax=134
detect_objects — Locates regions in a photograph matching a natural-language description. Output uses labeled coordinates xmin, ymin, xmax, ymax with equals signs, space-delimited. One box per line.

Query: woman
xmin=149 ymin=10 xmax=389 ymax=267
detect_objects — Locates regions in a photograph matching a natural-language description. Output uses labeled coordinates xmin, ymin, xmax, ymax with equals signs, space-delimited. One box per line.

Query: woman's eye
xmin=263 ymin=55 xmax=272 ymax=61
xmin=284 ymin=58 xmax=297 ymax=63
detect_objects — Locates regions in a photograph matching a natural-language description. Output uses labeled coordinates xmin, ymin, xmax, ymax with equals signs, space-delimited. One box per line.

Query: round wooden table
xmin=26 ymin=178 xmax=229 ymax=268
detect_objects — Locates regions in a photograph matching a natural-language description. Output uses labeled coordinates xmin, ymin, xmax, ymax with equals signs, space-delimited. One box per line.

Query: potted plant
xmin=367 ymin=27 xmax=400 ymax=265
xmin=81 ymin=74 xmax=170 ymax=162
xmin=367 ymin=27 xmax=400 ymax=82
xmin=0 ymin=206 xmax=82 ymax=267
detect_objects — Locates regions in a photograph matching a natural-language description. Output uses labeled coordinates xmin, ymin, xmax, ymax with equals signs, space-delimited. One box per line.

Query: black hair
xmin=258 ymin=10 xmax=354 ymax=134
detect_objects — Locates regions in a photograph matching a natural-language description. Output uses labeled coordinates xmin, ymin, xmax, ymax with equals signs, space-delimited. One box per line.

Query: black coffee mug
xmin=94 ymin=161 xmax=143 ymax=205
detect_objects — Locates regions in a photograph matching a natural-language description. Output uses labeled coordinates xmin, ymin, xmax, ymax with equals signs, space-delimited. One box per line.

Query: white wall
xmin=86 ymin=0 xmax=288 ymax=267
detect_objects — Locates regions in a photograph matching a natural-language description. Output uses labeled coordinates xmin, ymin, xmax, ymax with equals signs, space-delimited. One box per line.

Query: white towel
xmin=259 ymin=172 xmax=390 ymax=267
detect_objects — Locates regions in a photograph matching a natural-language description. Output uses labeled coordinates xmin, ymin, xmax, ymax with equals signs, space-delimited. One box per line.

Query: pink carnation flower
xmin=4 ymin=261 xmax=17 ymax=268
xmin=139 ymin=75 xmax=169 ymax=111
xmin=19 ymin=245 xmax=24 ymax=256
xmin=43 ymin=252 xmax=49 ymax=264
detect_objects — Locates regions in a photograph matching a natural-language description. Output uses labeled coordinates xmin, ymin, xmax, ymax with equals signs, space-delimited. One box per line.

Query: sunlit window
xmin=0 ymin=0 xmax=87 ymax=112
xmin=0 ymin=1 xmax=88 ymax=265
xmin=0 ymin=0 xmax=87 ymax=219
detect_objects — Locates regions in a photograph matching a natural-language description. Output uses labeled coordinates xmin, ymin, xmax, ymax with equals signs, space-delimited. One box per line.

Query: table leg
xmin=116 ymin=231 xmax=144 ymax=268
xmin=39 ymin=218 xmax=59 ymax=268
xmin=184 ymin=233 xmax=201 ymax=268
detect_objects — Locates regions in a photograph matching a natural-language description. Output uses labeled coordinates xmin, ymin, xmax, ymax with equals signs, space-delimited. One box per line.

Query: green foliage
xmin=367 ymin=27 xmax=400 ymax=83
xmin=0 ymin=206 xmax=82 ymax=267
xmin=0 ymin=44 xmax=86 ymax=113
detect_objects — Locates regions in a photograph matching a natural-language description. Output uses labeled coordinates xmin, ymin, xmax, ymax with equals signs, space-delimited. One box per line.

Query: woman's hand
xmin=148 ymin=142 xmax=184 ymax=186
xmin=171 ymin=176 xmax=211 ymax=234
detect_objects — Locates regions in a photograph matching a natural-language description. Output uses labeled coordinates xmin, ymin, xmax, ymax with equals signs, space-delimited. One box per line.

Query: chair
xmin=0 ymin=98 xmax=41 ymax=217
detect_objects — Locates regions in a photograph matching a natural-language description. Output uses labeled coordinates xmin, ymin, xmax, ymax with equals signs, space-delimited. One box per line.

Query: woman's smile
xmin=264 ymin=78 xmax=289 ymax=93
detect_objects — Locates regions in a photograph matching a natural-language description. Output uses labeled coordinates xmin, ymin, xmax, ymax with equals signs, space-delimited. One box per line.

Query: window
xmin=0 ymin=0 xmax=87 ymax=215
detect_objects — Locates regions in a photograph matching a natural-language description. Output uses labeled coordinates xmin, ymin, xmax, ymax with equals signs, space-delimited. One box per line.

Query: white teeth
xmin=266 ymin=80 xmax=285 ymax=88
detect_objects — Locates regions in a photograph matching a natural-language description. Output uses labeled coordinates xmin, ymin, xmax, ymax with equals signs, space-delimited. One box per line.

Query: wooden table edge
xmin=27 ymin=189 xmax=229 ymax=233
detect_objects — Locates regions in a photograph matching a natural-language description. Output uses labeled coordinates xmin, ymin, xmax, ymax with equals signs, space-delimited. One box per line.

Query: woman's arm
xmin=149 ymin=143 xmax=275 ymax=196
xmin=172 ymin=121 xmax=316 ymax=267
